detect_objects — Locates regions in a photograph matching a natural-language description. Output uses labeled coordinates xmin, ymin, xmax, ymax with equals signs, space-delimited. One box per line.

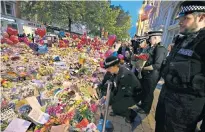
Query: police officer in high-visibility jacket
xmin=155 ymin=1 xmax=205 ymax=132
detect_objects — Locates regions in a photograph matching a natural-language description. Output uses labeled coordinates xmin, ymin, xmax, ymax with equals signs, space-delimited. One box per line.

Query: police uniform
xmin=104 ymin=56 xmax=142 ymax=122
xmin=139 ymin=31 xmax=167 ymax=114
xmin=155 ymin=1 xmax=205 ymax=132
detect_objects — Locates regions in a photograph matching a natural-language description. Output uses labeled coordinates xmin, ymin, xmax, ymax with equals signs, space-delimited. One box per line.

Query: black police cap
xmin=148 ymin=31 xmax=163 ymax=37
xmin=137 ymin=36 xmax=148 ymax=43
xmin=176 ymin=1 xmax=205 ymax=19
xmin=104 ymin=56 xmax=120 ymax=69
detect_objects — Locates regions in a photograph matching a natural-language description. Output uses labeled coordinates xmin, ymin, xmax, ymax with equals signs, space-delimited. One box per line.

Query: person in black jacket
xmin=155 ymin=1 xmax=205 ymax=132
xmin=117 ymin=41 xmax=130 ymax=57
xmin=104 ymin=56 xmax=142 ymax=123
xmin=131 ymin=35 xmax=140 ymax=54
xmin=137 ymin=31 xmax=167 ymax=114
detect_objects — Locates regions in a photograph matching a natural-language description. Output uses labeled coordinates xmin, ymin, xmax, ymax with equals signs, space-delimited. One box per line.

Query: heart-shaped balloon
xmin=10 ymin=35 xmax=19 ymax=44
xmin=7 ymin=27 xmax=18 ymax=36
xmin=36 ymin=28 xmax=46 ymax=38
xmin=5 ymin=38 xmax=14 ymax=45
xmin=2 ymin=32 xmax=9 ymax=38
xmin=107 ymin=35 xmax=116 ymax=46
xmin=104 ymin=49 xmax=113 ymax=58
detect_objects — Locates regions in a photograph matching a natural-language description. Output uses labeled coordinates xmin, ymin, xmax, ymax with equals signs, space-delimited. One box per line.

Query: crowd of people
xmin=98 ymin=1 xmax=205 ymax=132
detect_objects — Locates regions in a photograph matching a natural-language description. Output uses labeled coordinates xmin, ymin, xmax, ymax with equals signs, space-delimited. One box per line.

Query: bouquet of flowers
xmin=135 ymin=54 xmax=149 ymax=79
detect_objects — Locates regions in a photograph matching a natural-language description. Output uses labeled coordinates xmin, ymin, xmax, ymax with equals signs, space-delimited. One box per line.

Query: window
xmin=5 ymin=2 xmax=14 ymax=16
xmin=1 ymin=1 xmax=5 ymax=14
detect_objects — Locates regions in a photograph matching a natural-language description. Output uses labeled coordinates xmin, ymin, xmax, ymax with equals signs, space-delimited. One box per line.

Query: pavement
xmin=105 ymin=89 xmax=160 ymax=132
xmin=105 ymin=79 xmax=202 ymax=132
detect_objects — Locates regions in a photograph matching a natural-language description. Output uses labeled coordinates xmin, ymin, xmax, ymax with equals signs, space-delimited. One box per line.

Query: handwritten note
xmin=4 ymin=118 xmax=31 ymax=132
xmin=26 ymin=96 xmax=41 ymax=110
xmin=1 ymin=107 xmax=18 ymax=122
xmin=28 ymin=108 xmax=50 ymax=124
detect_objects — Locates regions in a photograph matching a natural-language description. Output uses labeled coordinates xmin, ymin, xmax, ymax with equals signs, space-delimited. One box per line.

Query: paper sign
xmin=26 ymin=96 xmax=41 ymax=110
xmin=4 ymin=118 xmax=31 ymax=132
xmin=1 ymin=106 xmax=18 ymax=121
xmin=28 ymin=108 xmax=50 ymax=124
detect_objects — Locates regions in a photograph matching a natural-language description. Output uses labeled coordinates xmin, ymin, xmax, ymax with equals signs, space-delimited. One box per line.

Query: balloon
xmin=5 ymin=38 xmax=14 ymax=45
xmin=7 ymin=27 xmax=13 ymax=36
xmin=10 ymin=35 xmax=19 ymax=44
xmin=118 ymin=54 xmax=124 ymax=60
xmin=2 ymin=32 xmax=9 ymax=38
xmin=59 ymin=31 xmax=65 ymax=37
xmin=36 ymin=28 xmax=46 ymax=38
xmin=107 ymin=35 xmax=116 ymax=46
xmin=104 ymin=49 xmax=113 ymax=58
xmin=13 ymin=29 xmax=18 ymax=36
xmin=7 ymin=27 xmax=18 ymax=36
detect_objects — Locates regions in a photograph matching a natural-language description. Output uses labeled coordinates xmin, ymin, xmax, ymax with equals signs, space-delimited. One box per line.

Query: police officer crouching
xmin=137 ymin=31 xmax=167 ymax=114
xmin=104 ymin=56 xmax=142 ymax=123
xmin=155 ymin=1 xmax=205 ymax=132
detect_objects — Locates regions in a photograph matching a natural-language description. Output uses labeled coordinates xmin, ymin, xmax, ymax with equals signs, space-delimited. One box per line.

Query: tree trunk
xmin=68 ymin=18 xmax=72 ymax=32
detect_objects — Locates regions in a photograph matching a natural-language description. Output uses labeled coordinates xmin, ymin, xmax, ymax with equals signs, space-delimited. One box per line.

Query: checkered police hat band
xmin=181 ymin=5 xmax=205 ymax=13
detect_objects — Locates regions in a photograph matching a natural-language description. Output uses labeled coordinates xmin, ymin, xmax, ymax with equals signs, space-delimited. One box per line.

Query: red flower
xmin=136 ymin=54 xmax=149 ymax=61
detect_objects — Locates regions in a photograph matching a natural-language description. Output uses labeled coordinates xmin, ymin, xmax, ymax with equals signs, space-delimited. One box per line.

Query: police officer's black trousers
xmin=155 ymin=85 xmax=205 ymax=132
xmin=141 ymin=70 xmax=159 ymax=113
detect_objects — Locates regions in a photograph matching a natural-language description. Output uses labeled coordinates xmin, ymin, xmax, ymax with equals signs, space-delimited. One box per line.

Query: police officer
xmin=137 ymin=31 xmax=167 ymax=114
xmin=131 ymin=36 xmax=149 ymax=74
xmin=104 ymin=56 xmax=142 ymax=123
xmin=155 ymin=1 xmax=205 ymax=132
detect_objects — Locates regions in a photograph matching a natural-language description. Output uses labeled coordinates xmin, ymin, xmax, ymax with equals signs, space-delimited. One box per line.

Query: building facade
xmin=1 ymin=1 xmax=45 ymax=35
xmin=137 ymin=0 xmax=184 ymax=47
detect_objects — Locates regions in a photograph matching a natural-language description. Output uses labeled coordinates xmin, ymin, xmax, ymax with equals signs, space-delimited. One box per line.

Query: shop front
xmin=0 ymin=15 xmax=18 ymax=32
xmin=17 ymin=19 xmax=44 ymax=35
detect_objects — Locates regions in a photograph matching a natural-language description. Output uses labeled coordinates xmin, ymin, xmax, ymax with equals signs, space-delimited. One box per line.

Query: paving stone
xmin=133 ymin=127 xmax=145 ymax=132
xmin=113 ymin=122 xmax=122 ymax=131
xmin=142 ymin=122 xmax=152 ymax=132
xmin=121 ymin=125 xmax=131 ymax=132
xmin=113 ymin=116 xmax=126 ymax=125
xmin=107 ymin=115 xmax=114 ymax=121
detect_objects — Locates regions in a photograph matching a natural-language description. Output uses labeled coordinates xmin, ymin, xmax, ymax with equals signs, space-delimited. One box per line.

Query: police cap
xmin=104 ymin=56 xmax=120 ymax=69
xmin=176 ymin=1 xmax=205 ymax=19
